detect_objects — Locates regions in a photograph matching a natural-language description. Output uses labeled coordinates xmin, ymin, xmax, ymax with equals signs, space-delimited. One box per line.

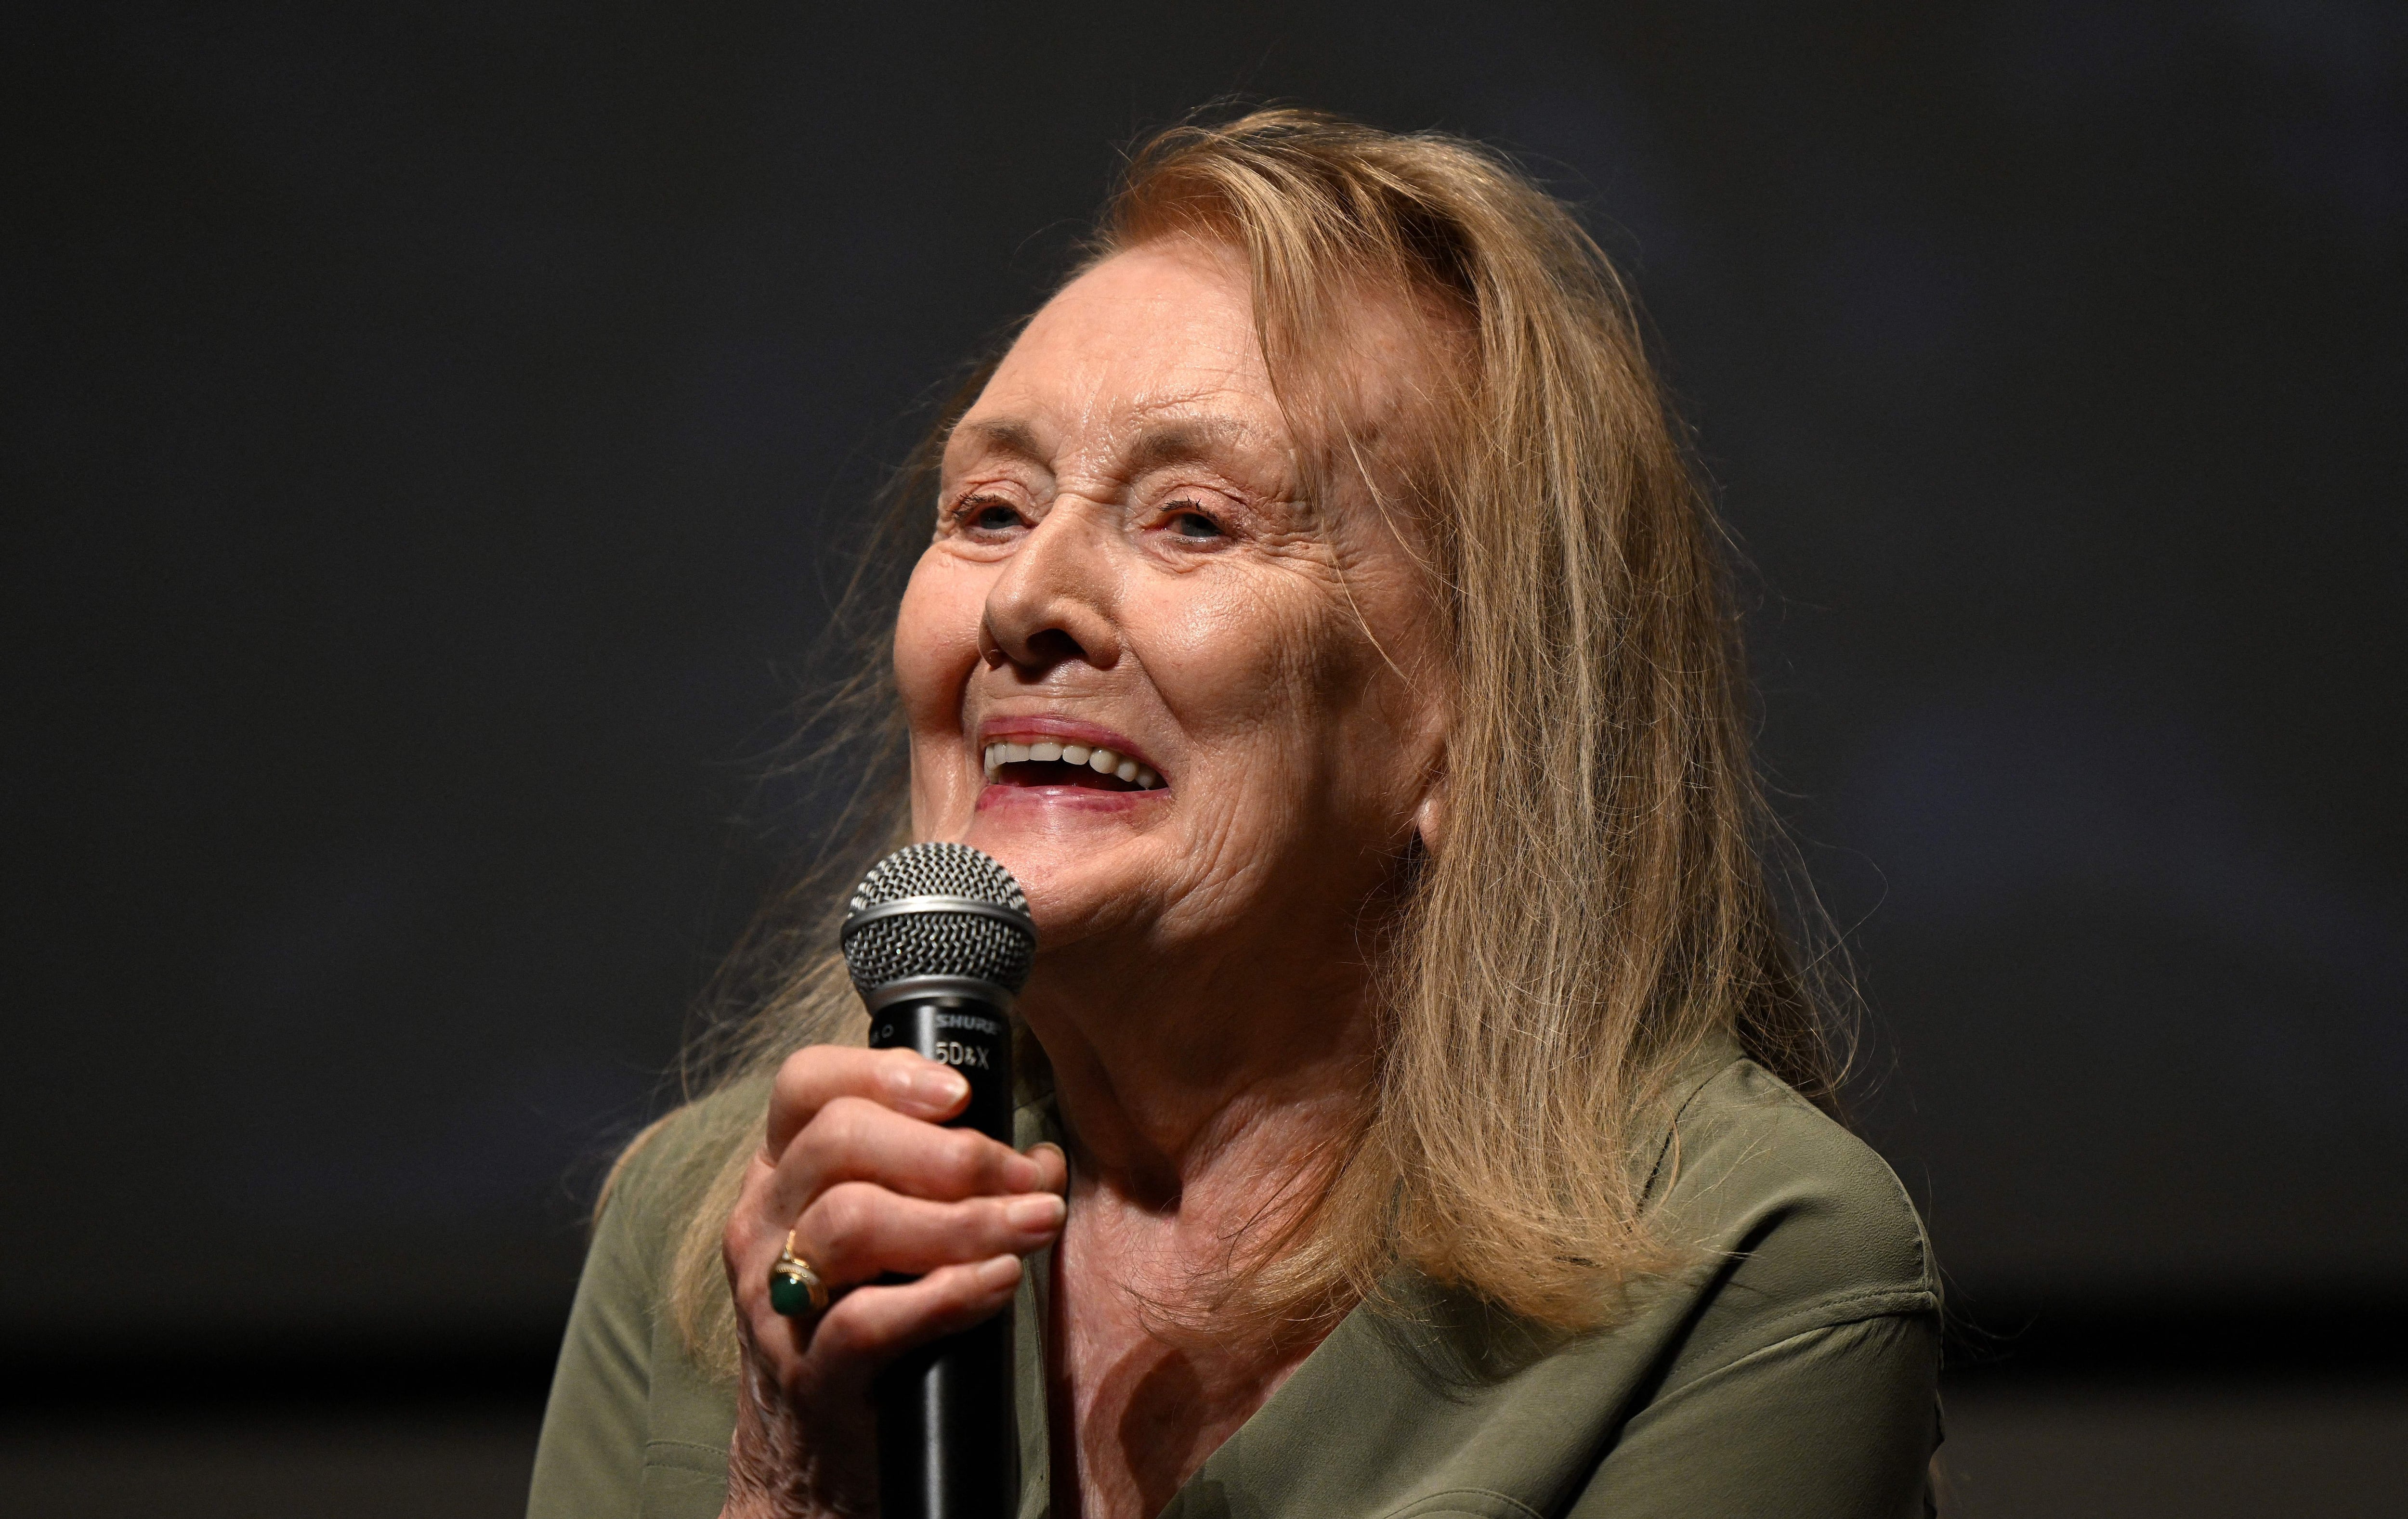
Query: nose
xmin=978 ymin=498 xmax=1122 ymax=675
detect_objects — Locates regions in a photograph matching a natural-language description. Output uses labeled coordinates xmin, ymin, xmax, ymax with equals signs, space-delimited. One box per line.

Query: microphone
xmin=840 ymin=842 xmax=1037 ymax=1519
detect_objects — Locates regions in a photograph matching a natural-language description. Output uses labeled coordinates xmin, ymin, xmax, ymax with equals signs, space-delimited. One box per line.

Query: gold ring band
xmin=769 ymin=1226 xmax=831 ymax=1316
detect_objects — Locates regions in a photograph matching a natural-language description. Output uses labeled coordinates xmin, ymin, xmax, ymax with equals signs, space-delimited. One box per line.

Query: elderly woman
xmin=528 ymin=110 xmax=1940 ymax=1519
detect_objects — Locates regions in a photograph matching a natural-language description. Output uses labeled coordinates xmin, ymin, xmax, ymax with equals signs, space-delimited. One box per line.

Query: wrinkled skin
xmin=720 ymin=239 xmax=1449 ymax=1519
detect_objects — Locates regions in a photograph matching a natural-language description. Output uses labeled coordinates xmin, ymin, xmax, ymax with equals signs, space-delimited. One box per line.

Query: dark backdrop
xmin=9 ymin=2 xmax=2403 ymax=1365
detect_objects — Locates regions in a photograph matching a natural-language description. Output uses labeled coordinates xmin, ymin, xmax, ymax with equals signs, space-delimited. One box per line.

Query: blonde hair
xmin=642 ymin=108 xmax=1844 ymax=1374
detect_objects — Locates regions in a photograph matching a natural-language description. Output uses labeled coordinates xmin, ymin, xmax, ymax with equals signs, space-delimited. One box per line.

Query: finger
xmin=764 ymin=1045 xmax=970 ymax=1158
xmin=722 ymin=1153 xmax=802 ymax=1315
xmin=806 ymin=1256 xmax=1024 ymax=1385
xmin=1023 ymin=1141 xmax=1068 ymax=1195
xmin=762 ymin=1096 xmax=1043 ymax=1226
xmin=797 ymin=1182 xmax=1064 ymax=1285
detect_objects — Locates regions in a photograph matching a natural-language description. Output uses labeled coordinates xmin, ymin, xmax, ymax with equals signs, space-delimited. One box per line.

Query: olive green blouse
xmin=527 ymin=1050 xmax=1942 ymax=1519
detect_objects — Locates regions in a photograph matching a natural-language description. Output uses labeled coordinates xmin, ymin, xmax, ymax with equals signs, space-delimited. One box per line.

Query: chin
xmin=957 ymin=812 xmax=1156 ymax=946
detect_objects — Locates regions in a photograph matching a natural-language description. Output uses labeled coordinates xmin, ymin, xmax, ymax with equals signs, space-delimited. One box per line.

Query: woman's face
xmin=895 ymin=240 xmax=1448 ymax=967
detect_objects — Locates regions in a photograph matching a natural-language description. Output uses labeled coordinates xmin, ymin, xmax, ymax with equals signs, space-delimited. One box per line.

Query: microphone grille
xmin=840 ymin=842 xmax=1035 ymax=998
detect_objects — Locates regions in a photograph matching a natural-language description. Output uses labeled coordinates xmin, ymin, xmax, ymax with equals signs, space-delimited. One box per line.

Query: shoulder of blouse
xmin=602 ymin=1076 xmax=776 ymax=1239
xmin=1137 ymin=1050 xmax=1941 ymax=1519
xmin=1635 ymin=1050 xmax=1940 ymax=1391
xmin=526 ymin=1077 xmax=771 ymax=1519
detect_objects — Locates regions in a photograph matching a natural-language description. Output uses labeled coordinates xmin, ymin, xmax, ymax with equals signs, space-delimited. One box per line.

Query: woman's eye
xmin=1164 ymin=503 xmax=1227 ymax=541
xmin=957 ymin=495 xmax=1023 ymax=532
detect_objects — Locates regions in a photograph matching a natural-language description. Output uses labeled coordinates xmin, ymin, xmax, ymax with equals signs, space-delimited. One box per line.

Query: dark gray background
xmin=8 ymin=0 xmax=2403 ymax=1361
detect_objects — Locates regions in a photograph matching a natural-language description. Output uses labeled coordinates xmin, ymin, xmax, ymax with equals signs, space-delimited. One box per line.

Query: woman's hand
xmin=719 ymin=1044 xmax=1068 ymax=1519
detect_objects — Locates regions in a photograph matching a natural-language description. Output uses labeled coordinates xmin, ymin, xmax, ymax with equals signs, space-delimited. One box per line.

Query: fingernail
xmin=1028 ymin=1142 xmax=1067 ymax=1189
xmin=911 ymin=1065 xmax=969 ymax=1105
xmin=1005 ymin=1194 xmax=1064 ymax=1231
xmin=977 ymin=1255 xmax=1022 ymax=1290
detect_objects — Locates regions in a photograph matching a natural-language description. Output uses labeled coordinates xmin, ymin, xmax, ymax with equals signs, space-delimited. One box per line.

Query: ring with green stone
xmin=769 ymin=1228 xmax=830 ymax=1316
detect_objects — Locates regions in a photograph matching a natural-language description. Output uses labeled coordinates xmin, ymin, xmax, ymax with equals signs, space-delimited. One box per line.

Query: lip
xmin=974 ymin=781 xmax=1154 ymax=814
xmin=972 ymin=714 xmax=1161 ymax=778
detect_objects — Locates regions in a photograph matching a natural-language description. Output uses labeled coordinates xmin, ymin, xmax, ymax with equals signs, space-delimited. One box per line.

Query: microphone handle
xmin=868 ymin=995 xmax=1019 ymax=1519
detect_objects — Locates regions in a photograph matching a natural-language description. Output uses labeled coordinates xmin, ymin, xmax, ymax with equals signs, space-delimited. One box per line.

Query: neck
xmin=1018 ymin=925 xmax=1378 ymax=1217
xmin=1025 ymin=917 xmax=1381 ymax=1519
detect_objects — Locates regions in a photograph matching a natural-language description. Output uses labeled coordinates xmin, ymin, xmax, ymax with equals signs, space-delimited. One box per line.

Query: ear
xmin=1412 ymin=765 xmax=1447 ymax=856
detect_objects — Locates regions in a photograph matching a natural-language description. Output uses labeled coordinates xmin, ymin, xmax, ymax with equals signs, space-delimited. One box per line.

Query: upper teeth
xmin=982 ymin=741 xmax=1160 ymax=789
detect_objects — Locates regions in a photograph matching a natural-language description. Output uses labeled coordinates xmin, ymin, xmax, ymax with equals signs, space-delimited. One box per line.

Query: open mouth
xmin=982 ymin=740 xmax=1164 ymax=792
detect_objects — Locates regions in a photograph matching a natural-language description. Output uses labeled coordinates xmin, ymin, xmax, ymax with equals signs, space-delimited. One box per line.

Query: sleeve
xmin=525 ymin=1144 xmax=669 ymax=1519
xmin=1569 ymin=1311 xmax=1941 ymax=1519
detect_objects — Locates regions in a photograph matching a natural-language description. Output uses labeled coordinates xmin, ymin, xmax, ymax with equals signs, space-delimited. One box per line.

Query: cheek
xmin=1139 ymin=572 xmax=1386 ymax=764
xmin=1137 ymin=584 xmax=1313 ymax=730
xmin=1185 ymin=569 xmax=1441 ymax=814
xmin=893 ymin=550 xmax=987 ymax=727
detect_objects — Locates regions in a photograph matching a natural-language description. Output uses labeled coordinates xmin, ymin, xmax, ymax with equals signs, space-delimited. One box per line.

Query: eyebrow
xmin=954 ymin=418 xmax=1047 ymax=464
xmin=951 ymin=414 xmax=1255 ymax=478
xmin=1124 ymin=416 xmax=1250 ymax=478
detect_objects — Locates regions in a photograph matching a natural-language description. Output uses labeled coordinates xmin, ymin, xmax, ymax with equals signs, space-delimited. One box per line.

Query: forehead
xmin=950 ymin=241 xmax=1433 ymax=472
xmin=955 ymin=243 xmax=1272 ymax=458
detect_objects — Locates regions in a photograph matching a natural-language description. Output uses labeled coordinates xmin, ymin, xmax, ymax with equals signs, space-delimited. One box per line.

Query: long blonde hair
xmin=643 ymin=108 xmax=1844 ymax=1374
